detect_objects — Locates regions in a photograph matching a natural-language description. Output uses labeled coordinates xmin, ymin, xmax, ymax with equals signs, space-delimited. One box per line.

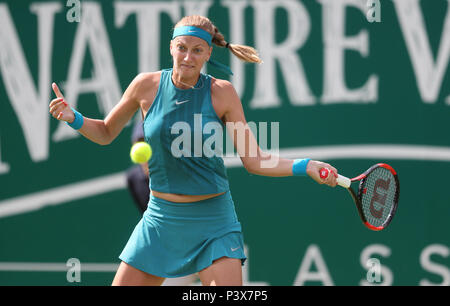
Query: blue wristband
xmin=66 ymin=107 xmax=84 ymax=130
xmin=292 ymin=158 xmax=311 ymax=176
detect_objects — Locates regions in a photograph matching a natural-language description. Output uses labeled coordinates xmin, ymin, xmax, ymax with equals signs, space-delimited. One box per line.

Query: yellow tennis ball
xmin=130 ymin=141 xmax=152 ymax=164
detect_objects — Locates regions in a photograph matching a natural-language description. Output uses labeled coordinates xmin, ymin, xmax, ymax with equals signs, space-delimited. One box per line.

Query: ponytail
xmin=211 ymin=26 xmax=262 ymax=64
xmin=175 ymin=15 xmax=262 ymax=64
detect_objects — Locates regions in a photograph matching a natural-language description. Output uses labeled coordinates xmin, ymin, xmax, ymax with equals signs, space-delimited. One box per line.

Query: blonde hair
xmin=174 ymin=15 xmax=262 ymax=64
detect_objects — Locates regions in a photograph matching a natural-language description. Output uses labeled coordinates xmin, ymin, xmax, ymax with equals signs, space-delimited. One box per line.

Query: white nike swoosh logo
xmin=231 ymin=247 xmax=240 ymax=252
xmin=176 ymin=100 xmax=190 ymax=105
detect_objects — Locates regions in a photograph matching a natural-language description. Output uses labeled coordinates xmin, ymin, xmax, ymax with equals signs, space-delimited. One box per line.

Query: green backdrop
xmin=0 ymin=0 xmax=449 ymax=286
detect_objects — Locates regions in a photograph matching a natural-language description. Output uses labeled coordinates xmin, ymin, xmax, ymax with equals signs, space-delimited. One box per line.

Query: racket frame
xmin=320 ymin=163 xmax=400 ymax=231
xmin=349 ymin=163 xmax=400 ymax=231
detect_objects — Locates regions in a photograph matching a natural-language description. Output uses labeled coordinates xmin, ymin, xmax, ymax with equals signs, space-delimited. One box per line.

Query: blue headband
xmin=172 ymin=25 xmax=233 ymax=75
xmin=172 ymin=26 xmax=212 ymax=46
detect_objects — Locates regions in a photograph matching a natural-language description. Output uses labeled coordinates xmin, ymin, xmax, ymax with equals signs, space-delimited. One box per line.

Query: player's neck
xmin=171 ymin=70 xmax=200 ymax=89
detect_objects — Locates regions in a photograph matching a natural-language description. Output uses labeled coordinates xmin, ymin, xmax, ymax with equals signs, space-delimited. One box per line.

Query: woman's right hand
xmin=49 ymin=82 xmax=75 ymax=123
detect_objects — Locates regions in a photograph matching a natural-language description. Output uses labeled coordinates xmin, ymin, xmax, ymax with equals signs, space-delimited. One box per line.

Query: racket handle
xmin=336 ymin=174 xmax=351 ymax=188
xmin=319 ymin=168 xmax=351 ymax=188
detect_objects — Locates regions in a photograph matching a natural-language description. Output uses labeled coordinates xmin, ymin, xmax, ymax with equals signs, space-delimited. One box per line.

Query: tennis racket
xmin=320 ymin=163 xmax=400 ymax=231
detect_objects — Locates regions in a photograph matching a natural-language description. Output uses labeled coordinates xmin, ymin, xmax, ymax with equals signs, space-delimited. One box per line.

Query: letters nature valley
xmin=0 ymin=0 xmax=449 ymax=169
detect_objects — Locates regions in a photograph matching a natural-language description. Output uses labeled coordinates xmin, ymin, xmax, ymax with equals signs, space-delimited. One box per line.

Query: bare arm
xmin=49 ymin=73 xmax=157 ymax=145
xmin=215 ymin=79 xmax=338 ymax=186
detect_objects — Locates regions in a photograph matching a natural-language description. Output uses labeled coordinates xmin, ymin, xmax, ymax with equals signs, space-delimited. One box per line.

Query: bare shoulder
xmin=136 ymin=71 xmax=161 ymax=82
xmin=122 ymin=71 xmax=162 ymax=103
xmin=210 ymin=77 xmax=239 ymax=105
xmin=210 ymin=77 xmax=243 ymax=122
xmin=132 ymin=71 xmax=161 ymax=92
xmin=211 ymin=77 xmax=235 ymax=95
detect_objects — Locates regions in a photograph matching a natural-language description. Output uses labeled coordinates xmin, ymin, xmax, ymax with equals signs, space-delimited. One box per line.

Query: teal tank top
xmin=143 ymin=68 xmax=230 ymax=195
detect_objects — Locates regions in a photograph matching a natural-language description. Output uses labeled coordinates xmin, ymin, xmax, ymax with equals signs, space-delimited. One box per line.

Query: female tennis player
xmin=49 ymin=15 xmax=338 ymax=286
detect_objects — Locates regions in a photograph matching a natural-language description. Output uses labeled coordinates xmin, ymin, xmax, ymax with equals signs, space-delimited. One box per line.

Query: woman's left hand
xmin=306 ymin=160 xmax=338 ymax=187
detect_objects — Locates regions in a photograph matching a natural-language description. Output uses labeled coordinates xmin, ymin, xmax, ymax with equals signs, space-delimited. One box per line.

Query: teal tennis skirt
xmin=119 ymin=190 xmax=246 ymax=278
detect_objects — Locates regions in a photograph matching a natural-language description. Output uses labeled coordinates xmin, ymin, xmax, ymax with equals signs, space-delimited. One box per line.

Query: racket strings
xmin=360 ymin=167 xmax=398 ymax=228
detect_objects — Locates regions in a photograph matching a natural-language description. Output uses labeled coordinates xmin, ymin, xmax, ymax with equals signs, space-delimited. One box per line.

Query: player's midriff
xmin=151 ymin=190 xmax=227 ymax=203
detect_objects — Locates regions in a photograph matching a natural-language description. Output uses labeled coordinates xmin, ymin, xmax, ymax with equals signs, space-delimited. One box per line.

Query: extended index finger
xmin=52 ymin=82 xmax=64 ymax=99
